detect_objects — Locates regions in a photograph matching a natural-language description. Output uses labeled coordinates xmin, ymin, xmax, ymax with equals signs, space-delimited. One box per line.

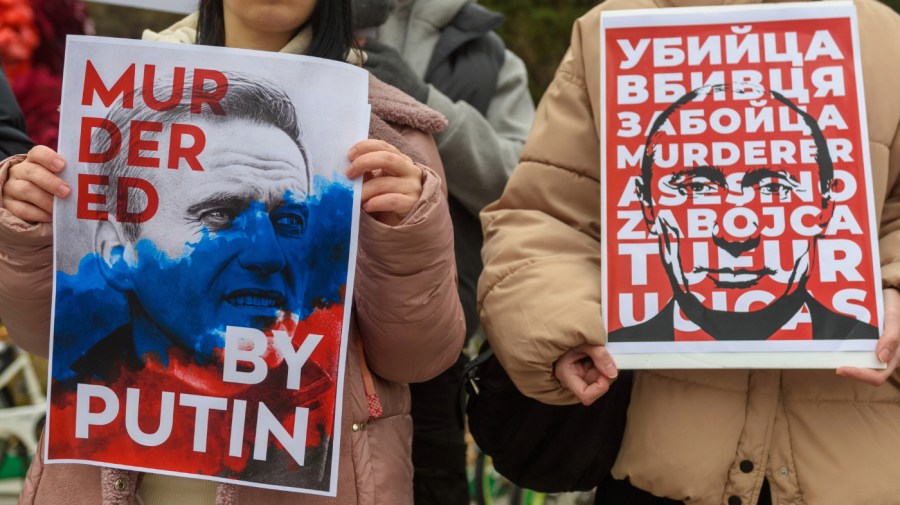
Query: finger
xmin=4 ymin=179 xmax=55 ymax=214
xmin=877 ymin=289 xmax=900 ymax=364
xmin=347 ymin=150 xmax=417 ymax=179
xmin=348 ymin=139 xmax=401 ymax=161
xmin=554 ymin=368 xmax=589 ymax=402
xmin=555 ymin=362 xmax=609 ymax=406
xmin=25 ymin=145 xmax=66 ymax=173
xmin=579 ymin=378 xmax=611 ymax=406
xmin=554 ymin=350 xmax=613 ymax=406
xmin=554 ymin=348 xmax=588 ymax=371
xmin=835 ymin=366 xmax=890 ymax=387
xmin=363 ymin=193 xmax=417 ymax=215
xmin=572 ymin=372 xmax=611 ymax=406
xmin=361 ymin=175 xmax=420 ymax=202
xmin=582 ymin=365 xmax=603 ymax=385
xmin=12 ymin=162 xmax=71 ymax=198
xmin=1 ymin=196 xmax=52 ymax=223
xmin=579 ymin=344 xmax=618 ymax=379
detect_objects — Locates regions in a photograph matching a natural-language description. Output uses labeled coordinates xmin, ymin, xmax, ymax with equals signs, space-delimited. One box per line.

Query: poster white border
xmin=599 ymin=2 xmax=885 ymax=369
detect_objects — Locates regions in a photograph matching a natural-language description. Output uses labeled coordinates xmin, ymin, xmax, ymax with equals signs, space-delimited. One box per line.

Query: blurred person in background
xmin=351 ymin=0 xmax=535 ymax=503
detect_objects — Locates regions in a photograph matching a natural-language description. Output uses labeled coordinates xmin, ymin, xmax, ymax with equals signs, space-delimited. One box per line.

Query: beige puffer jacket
xmin=478 ymin=0 xmax=900 ymax=504
xmin=2 ymin=77 xmax=464 ymax=505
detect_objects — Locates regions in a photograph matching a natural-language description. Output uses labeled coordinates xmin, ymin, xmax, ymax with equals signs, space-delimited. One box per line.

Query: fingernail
xmin=52 ymin=158 xmax=65 ymax=170
xmin=879 ymin=349 xmax=893 ymax=364
xmin=603 ymin=363 xmax=618 ymax=379
xmin=347 ymin=147 xmax=357 ymax=159
xmin=57 ymin=185 xmax=70 ymax=198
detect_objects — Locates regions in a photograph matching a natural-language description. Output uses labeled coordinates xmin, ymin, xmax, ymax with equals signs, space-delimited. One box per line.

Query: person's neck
xmin=223 ymin=18 xmax=295 ymax=52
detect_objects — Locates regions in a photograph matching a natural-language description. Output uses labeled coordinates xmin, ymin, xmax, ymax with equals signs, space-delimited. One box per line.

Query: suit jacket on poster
xmin=610 ymin=291 xmax=879 ymax=342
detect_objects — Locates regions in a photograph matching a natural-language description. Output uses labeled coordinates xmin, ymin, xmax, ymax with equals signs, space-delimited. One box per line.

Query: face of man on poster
xmin=93 ymin=78 xmax=313 ymax=367
xmin=636 ymin=83 xmax=839 ymax=333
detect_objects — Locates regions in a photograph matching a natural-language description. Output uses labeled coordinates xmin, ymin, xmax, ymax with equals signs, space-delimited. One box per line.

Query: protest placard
xmin=46 ymin=36 xmax=367 ymax=495
xmin=601 ymin=2 xmax=884 ymax=368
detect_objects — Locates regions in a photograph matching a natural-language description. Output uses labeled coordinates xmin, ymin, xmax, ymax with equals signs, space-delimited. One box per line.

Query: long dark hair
xmin=196 ymin=0 xmax=355 ymax=61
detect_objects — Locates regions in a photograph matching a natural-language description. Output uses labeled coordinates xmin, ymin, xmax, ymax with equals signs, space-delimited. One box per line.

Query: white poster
xmin=47 ymin=36 xmax=368 ymax=496
xmin=600 ymin=3 xmax=884 ymax=369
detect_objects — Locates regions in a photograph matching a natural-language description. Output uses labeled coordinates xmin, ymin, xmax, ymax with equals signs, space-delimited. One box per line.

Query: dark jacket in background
xmin=0 ymin=68 xmax=33 ymax=157
xmin=372 ymin=2 xmax=535 ymax=505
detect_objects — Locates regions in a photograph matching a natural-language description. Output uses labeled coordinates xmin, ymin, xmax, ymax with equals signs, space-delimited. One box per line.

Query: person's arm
xmin=352 ymin=131 xmax=465 ymax=384
xmin=478 ymin=9 xmax=607 ymax=406
xmin=0 ymin=151 xmax=58 ymax=357
xmin=426 ymin=50 xmax=535 ymax=214
xmin=836 ymin=121 xmax=900 ymax=385
xmin=0 ymin=68 xmax=33 ymax=157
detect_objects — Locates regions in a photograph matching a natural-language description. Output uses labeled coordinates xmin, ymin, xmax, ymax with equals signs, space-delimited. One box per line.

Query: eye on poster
xmin=600 ymin=2 xmax=884 ymax=369
xmin=46 ymin=36 xmax=368 ymax=495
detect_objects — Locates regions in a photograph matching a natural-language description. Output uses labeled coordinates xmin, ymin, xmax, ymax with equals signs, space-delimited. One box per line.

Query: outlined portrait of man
xmin=609 ymin=82 xmax=879 ymax=343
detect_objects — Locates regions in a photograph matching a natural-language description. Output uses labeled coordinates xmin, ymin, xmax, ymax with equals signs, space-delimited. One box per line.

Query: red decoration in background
xmin=3 ymin=0 xmax=88 ymax=149
xmin=0 ymin=0 xmax=40 ymax=79
xmin=29 ymin=0 xmax=90 ymax=75
xmin=11 ymin=67 xmax=61 ymax=147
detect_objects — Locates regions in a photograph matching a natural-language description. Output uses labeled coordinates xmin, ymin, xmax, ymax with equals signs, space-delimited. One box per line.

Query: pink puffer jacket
xmin=2 ymin=76 xmax=465 ymax=505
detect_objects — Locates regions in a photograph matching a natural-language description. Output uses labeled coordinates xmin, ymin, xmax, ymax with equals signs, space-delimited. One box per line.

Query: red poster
xmin=601 ymin=2 xmax=883 ymax=368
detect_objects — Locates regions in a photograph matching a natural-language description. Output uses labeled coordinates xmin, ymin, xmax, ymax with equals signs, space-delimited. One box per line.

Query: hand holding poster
xmin=46 ymin=36 xmax=367 ymax=495
xmin=601 ymin=2 xmax=884 ymax=368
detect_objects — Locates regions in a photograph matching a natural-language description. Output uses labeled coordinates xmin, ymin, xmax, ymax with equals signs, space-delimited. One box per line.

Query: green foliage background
xmin=87 ymin=0 xmax=900 ymax=102
xmin=87 ymin=3 xmax=183 ymax=39
xmin=480 ymin=0 xmax=599 ymax=99
xmin=481 ymin=0 xmax=900 ymax=101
